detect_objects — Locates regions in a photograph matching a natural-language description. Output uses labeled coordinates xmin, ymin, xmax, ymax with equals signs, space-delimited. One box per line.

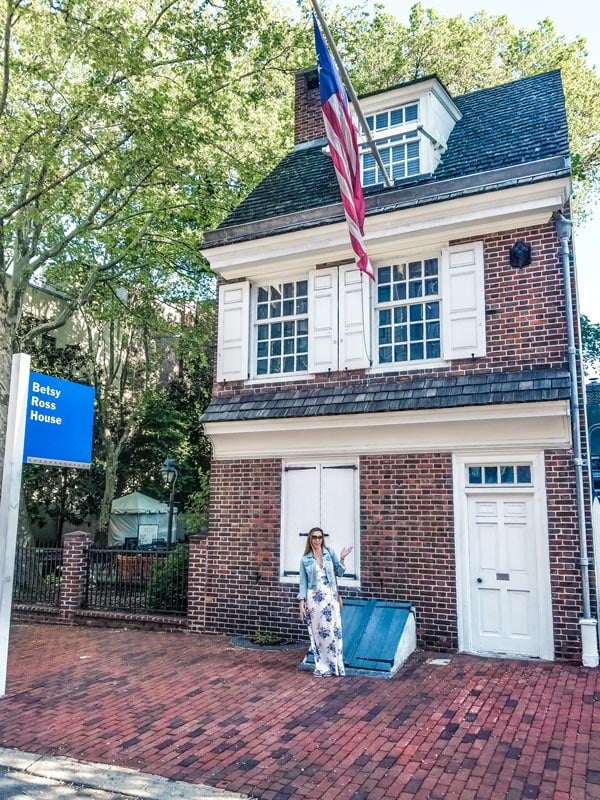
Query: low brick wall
xmin=11 ymin=532 xmax=207 ymax=635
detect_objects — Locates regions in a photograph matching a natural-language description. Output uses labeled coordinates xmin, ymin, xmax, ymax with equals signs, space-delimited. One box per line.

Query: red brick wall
xmin=205 ymin=455 xmax=457 ymax=649
xmin=545 ymin=449 xmax=596 ymax=661
xmin=202 ymin=451 xmax=595 ymax=661
xmin=204 ymin=459 xmax=306 ymax=640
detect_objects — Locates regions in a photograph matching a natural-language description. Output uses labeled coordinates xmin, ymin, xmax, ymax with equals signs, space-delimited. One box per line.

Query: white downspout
xmin=553 ymin=211 xmax=599 ymax=667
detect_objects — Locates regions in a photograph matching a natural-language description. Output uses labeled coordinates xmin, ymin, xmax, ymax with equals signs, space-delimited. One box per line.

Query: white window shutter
xmin=281 ymin=465 xmax=320 ymax=577
xmin=339 ymin=265 xmax=372 ymax=370
xmin=308 ymin=268 xmax=338 ymax=373
xmin=441 ymin=242 xmax=486 ymax=360
xmin=320 ymin=464 xmax=359 ymax=578
xmin=216 ymin=282 xmax=250 ymax=382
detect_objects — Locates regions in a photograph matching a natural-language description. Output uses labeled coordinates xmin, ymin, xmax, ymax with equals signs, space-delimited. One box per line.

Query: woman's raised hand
xmin=340 ymin=546 xmax=353 ymax=561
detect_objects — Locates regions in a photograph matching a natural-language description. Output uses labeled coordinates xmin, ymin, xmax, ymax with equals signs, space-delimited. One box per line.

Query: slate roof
xmin=202 ymin=368 xmax=570 ymax=423
xmin=204 ymin=70 xmax=569 ymax=247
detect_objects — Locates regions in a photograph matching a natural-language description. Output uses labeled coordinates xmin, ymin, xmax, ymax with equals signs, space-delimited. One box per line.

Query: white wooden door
xmin=467 ymin=494 xmax=540 ymax=657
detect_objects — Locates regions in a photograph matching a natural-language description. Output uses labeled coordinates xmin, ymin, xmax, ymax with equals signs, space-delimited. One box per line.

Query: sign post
xmin=0 ymin=354 xmax=31 ymax=697
xmin=0 ymin=361 xmax=95 ymax=697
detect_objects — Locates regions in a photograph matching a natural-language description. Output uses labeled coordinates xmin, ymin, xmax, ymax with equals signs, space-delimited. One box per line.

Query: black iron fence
xmin=84 ymin=545 xmax=188 ymax=616
xmin=13 ymin=545 xmax=63 ymax=606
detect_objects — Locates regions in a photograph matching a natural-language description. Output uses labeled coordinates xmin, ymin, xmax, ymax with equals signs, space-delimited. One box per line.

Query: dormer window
xmin=361 ymin=102 xmax=421 ymax=187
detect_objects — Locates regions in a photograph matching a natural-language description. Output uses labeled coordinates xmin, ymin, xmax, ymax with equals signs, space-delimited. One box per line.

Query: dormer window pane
xmin=361 ymin=101 xmax=421 ymax=186
xmin=405 ymin=104 xmax=418 ymax=122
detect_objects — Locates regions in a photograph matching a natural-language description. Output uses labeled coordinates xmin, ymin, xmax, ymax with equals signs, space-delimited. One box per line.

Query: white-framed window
xmin=466 ymin=463 xmax=533 ymax=487
xmin=362 ymin=102 xmax=420 ymax=187
xmin=215 ymin=242 xmax=486 ymax=382
xmin=254 ymin=280 xmax=309 ymax=377
xmin=280 ymin=460 xmax=360 ymax=585
xmin=374 ymin=257 xmax=441 ymax=365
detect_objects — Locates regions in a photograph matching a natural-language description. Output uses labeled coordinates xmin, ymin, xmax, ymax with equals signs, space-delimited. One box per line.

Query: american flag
xmin=313 ymin=15 xmax=374 ymax=281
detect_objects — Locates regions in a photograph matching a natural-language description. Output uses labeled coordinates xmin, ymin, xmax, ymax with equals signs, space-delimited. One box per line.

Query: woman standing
xmin=298 ymin=527 xmax=353 ymax=677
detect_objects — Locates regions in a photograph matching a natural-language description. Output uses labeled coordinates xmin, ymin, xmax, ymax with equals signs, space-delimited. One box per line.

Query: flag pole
xmin=310 ymin=0 xmax=393 ymax=188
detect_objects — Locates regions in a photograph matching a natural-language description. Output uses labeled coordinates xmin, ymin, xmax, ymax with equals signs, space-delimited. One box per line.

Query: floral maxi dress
xmin=305 ymin=563 xmax=345 ymax=676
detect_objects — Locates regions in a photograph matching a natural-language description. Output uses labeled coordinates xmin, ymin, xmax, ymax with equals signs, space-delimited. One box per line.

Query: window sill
xmin=246 ymin=373 xmax=314 ymax=386
xmin=367 ymin=359 xmax=448 ymax=375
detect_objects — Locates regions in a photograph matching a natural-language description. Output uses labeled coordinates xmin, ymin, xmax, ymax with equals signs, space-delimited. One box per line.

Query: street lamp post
xmin=160 ymin=458 xmax=178 ymax=549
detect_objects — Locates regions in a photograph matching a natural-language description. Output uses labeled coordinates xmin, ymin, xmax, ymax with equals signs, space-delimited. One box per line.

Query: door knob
xmin=476 ymin=578 xmax=483 ymax=583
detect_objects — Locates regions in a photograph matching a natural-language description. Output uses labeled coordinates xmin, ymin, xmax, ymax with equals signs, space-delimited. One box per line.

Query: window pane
xmin=408 ymin=281 xmax=423 ymax=298
xmin=297 ymin=336 xmax=308 ymax=353
xmin=424 ymin=278 xmax=438 ymax=295
xmin=405 ymin=104 xmax=418 ymax=121
xmin=393 ymin=264 xmax=406 ymax=281
xmin=484 ymin=467 xmax=498 ymax=484
xmin=296 ymin=354 xmax=308 ymax=371
xmin=378 ymin=266 xmax=391 ymax=283
xmin=378 ymin=285 xmax=391 ymax=303
xmin=283 ymin=321 xmax=294 ymax=337
xmin=408 ymin=261 xmax=422 ymax=279
xmin=270 ymin=301 xmax=281 ymax=317
xmin=257 ymin=303 xmax=268 ymax=320
xmin=390 ymin=108 xmax=403 ymax=126
xmin=426 ymin=341 xmax=440 ymax=358
xmin=395 ymin=325 xmax=407 ymax=342
xmin=500 ymin=466 xmax=514 ymax=484
xmin=365 ymin=115 xmax=374 ymax=131
xmin=270 ymin=286 xmax=281 ymax=301
xmin=283 ymin=338 xmax=294 ymax=355
xmin=271 ymin=322 xmax=281 ymax=338
xmin=257 ymin=341 xmax=268 ymax=358
xmin=297 ymin=319 xmax=308 ymax=335
xmin=468 ymin=467 xmax=482 ymax=484
xmin=426 ymin=321 xmax=440 ymax=338
xmin=296 ymin=297 xmax=308 ymax=315
xmin=297 ymin=281 xmax=308 ymax=296
xmin=394 ymin=344 xmax=408 ymax=361
xmin=283 ymin=283 xmax=294 ymax=298
xmin=379 ymin=309 xmax=391 ymax=325
xmin=257 ymin=359 xmax=267 ymax=375
xmin=270 ymin=358 xmax=280 ymax=373
xmin=517 ymin=465 xmax=532 ymax=484
xmin=257 ymin=287 xmax=268 ymax=302
xmin=407 ymin=160 xmax=420 ymax=176
xmin=424 ymin=258 xmax=438 ymax=276
xmin=270 ymin=340 xmax=281 ymax=356
xmin=393 ymin=283 xmax=407 ymax=301
xmin=379 ymin=346 xmax=392 ymax=363
xmin=283 ymin=300 xmax=294 ymax=316
xmin=426 ymin=302 xmax=440 ymax=320
xmin=257 ymin=325 xmax=268 ymax=341
xmin=379 ymin=327 xmax=392 ymax=344
xmin=283 ymin=356 xmax=294 ymax=372
xmin=409 ymin=342 xmax=423 ymax=360
xmin=375 ymin=112 xmax=388 ymax=130
xmin=409 ymin=305 xmax=422 ymax=321
xmin=410 ymin=323 xmax=423 ymax=340
xmin=394 ymin=306 xmax=407 ymax=324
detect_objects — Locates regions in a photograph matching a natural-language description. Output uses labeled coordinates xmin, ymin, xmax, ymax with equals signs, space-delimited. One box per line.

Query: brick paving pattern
xmin=2 ymin=624 xmax=600 ymax=800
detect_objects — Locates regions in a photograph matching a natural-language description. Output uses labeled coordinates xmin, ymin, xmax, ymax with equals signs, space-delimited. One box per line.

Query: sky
xmin=336 ymin=0 xmax=600 ymax=322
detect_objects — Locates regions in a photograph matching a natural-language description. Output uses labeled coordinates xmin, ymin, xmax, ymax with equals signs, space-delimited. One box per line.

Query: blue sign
xmin=22 ymin=372 xmax=95 ymax=469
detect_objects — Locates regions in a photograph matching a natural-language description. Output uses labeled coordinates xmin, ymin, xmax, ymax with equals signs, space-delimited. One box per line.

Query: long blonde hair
xmin=303 ymin=526 xmax=325 ymax=556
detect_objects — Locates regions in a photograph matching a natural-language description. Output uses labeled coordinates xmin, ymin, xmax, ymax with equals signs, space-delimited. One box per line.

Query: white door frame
xmin=453 ymin=451 xmax=554 ymax=660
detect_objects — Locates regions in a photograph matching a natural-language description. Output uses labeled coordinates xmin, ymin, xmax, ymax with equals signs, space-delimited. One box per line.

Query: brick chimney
xmin=294 ymin=67 xmax=326 ymax=145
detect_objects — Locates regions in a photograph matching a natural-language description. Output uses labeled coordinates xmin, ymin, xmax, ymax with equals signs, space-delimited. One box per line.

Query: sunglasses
xmin=311 ymin=535 xmax=323 ymax=540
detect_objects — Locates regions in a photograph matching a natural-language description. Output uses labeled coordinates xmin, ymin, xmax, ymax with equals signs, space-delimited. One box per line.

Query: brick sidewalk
xmin=2 ymin=624 xmax=599 ymax=800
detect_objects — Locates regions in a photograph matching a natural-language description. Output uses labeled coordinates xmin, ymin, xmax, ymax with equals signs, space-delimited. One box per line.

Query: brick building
xmin=199 ymin=67 xmax=599 ymax=663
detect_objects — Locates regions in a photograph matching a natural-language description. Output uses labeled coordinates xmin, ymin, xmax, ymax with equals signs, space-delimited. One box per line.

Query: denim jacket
xmin=297 ymin=548 xmax=345 ymax=600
